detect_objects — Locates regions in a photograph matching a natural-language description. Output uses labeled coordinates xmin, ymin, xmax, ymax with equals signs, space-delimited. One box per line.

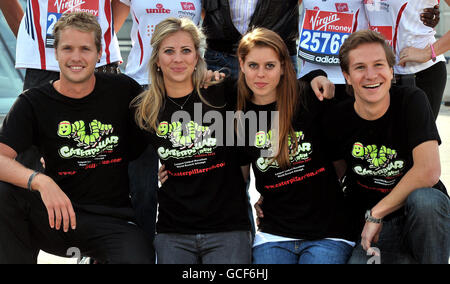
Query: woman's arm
xmin=399 ymin=30 xmax=450 ymax=66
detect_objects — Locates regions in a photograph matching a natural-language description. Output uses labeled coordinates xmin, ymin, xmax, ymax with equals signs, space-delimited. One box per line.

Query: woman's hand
xmin=254 ymin=196 xmax=264 ymax=226
xmin=158 ymin=164 xmax=168 ymax=185
xmin=398 ymin=45 xmax=431 ymax=66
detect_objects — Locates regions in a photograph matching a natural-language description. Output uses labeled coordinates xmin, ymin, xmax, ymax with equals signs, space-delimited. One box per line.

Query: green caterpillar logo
xmin=157 ymin=121 xmax=211 ymax=149
xmin=58 ymin=120 xmax=113 ymax=148
xmin=254 ymin=130 xmax=311 ymax=172
xmin=352 ymin=142 xmax=397 ymax=169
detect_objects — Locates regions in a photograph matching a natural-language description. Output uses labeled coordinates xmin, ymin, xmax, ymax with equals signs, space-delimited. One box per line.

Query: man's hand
xmin=421 ymin=5 xmax=440 ymax=28
xmin=311 ymin=76 xmax=335 ymax=101
xmin=33 ymin=174 xmax=76 ymax=232
xmin=360 ymin=221 xmax=382 ymax=257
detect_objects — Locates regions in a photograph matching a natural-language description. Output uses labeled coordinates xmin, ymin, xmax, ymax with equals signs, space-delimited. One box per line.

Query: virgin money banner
xmin=298 ymin=10 xmax=355 ymax=65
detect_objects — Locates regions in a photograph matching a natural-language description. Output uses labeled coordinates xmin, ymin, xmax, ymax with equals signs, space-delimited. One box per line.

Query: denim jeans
xmin=154 ymin=231 xmax=252 ymax=264
xmin=348 ymin=187 xmax=450 ymax=264
xmin=128 ymin=144 xmax=159 ymax=263
xmin=204 ymin=49 xmax=299 ymax=81
xmin=252 ymin=239 xmax=353 ymax=264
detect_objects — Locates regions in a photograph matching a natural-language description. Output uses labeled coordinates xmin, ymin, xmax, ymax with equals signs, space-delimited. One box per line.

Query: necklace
xmin=166 ymin=93 xmax=192 ymax=110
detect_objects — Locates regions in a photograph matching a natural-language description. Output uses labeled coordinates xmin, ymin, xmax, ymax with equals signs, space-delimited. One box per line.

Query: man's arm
xmin=0 ymin=0 xmax=24 ymax=37
xmin=360 ymin=140 xmax=441 ymax=252
xmin=111 ymin=0 xmax=130 ymax=33
xmin=0 ymin=143 xmax=77 ymax=232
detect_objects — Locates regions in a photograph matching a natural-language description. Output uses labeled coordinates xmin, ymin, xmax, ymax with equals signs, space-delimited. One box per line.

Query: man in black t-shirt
xmin=325 ymin=30 xmax=449 ymax=264
xmin=0 ymin=12 xmax=152 ymax=264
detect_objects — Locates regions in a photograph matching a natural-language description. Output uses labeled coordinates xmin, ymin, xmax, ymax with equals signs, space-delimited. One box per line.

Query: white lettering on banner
xmin=54 ymin=0 xmax=85 ymax=14
xmin=310 ymin=12 xmax=340 ymax=32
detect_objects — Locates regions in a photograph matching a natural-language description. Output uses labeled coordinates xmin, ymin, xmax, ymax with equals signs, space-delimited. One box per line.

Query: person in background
xmin=297 ymin=0 xmax=368 ymax=101
xmin=364 ymin=0 xmax=450 ymax=120
xmin=202 ymin=0 xmax=301 ymax=80
xmin=0 ymin=0 xmax=123 ymax=90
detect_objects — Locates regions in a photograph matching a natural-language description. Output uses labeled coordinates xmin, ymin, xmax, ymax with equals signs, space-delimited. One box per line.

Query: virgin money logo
xmin=146 ymin=3 xmax=171 ymax=14
xmin=335 ymin=3 xmax=349 ymax=12
xmin=181 ymin=2 xmax=196 ymax=10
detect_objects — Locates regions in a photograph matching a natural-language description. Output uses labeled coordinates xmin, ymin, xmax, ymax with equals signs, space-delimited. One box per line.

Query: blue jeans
xmin=253 ymin=239 xmax=353 ymax=264
xmin=154 ymin=231 xmax=252 ymax=264
xmin=204 ymin=49 xmax=299 ymax=81
xmin=348 ymin=187 xmax=450 ymax=264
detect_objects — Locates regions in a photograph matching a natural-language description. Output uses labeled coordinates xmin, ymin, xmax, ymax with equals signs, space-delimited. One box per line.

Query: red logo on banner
xmin=146 ymin=3 xmax=171 ymax=14
xmin=335 ymin=3 xmax=349 ymax=12
xmin=303 ymin=10 xmax=353 ymax=33
xmin=369 ymin=26 xmax=393 ymax=45
xmin=181 ymin=2 xmax=196 ymax=10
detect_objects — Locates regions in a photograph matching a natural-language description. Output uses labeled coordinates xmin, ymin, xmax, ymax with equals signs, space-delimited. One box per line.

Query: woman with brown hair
xmin=236 ymin=28 xmax=355 ymax=264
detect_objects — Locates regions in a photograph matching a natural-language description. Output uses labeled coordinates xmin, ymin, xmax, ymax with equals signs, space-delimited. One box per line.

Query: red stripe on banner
xmin=104 ymin=0 xmax=112 ymax=64
xmin=393 ymin=2 xmax=408 ymax=53
xmin=133 ymin=13 xmax=144 ymax=66
xmin=31 ymin=0 xmax=46 ymax=69
xmin=353 ymin=9 xmax=359 ymax=32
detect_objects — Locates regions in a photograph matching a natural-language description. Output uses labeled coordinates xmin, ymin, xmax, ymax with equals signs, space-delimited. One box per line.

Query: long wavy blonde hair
xmin=132 ymin=18 xmax=210 ymax=133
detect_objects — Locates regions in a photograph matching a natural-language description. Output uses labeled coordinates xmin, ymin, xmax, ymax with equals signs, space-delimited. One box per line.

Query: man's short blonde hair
xmin=53 ymin=12 xmax=102 ymax=52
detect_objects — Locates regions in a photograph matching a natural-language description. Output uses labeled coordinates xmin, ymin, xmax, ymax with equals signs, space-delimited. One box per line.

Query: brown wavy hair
xmin=236 ymin=28 xmax=302 ymax=169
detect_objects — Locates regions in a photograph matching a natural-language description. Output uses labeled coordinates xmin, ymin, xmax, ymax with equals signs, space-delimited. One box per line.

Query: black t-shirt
xmin=239 ymin=81 xmax=353 ymax=241
xmin=0 ymin=73 xmax=145 ymax=208
xmin=148 ymin=79 xmax=250 ymax=234
xmin=324 ymin=85 xmax=442 ymax=222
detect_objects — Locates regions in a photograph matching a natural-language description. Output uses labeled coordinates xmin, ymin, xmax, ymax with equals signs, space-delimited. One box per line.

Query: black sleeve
xmin=403 ymin=87 xmax=441 ymax=151
xmin=0 ymin=93 xmax=37 ymax=154
xmin=320 ymin=103 xmax=347 ymax=162
xmin=298 ymin=69 xmax=328 ymax=84
xmin=124 ymin=75 xmax=148 ymax=161
xmin=222 ymin=76 xmax=238 ymax=109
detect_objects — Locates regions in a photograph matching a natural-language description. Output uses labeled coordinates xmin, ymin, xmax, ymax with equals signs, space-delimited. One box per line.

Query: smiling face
xmin=157 ymin=30 xmax=199 ymax=90
xmin=239 ymin=46 xmax=283 ymax=105
xmin=55 ymin=27 xmax=101 ymax=87
xmin=343 ymin=42 xmax=393 ymax=108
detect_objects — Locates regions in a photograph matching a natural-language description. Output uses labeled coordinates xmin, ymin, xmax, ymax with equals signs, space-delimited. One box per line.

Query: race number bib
xmin=46 ymin=0 xmax=100 ymax=48
xmin=299 ymin=10 xmax=354 ymax=65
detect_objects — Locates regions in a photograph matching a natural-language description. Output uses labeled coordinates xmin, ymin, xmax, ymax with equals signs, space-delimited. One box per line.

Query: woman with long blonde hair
xmin=236 ymin=28 xmax=355 ymax=264
xmin=132 ymin=17 xmax=252 ymax=264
